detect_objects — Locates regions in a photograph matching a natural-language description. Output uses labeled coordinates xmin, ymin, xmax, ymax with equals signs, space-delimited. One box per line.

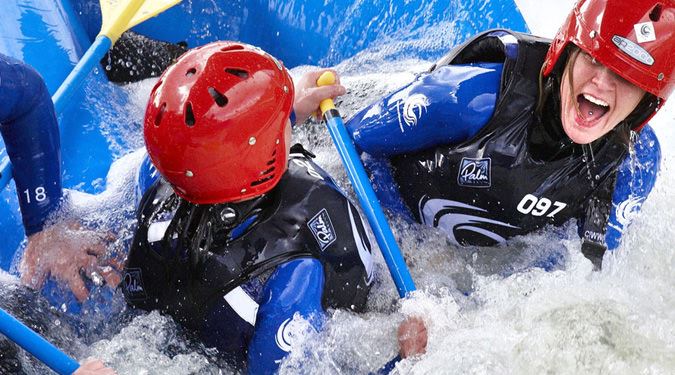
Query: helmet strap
xmin=622 ymin=93 xmax=660 ymax=131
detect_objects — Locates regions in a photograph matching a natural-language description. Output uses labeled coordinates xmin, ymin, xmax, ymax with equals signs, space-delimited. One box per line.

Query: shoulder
xmin=616 ymin=126 xmax=661 ymax=193
xmin=607 ymin=125 xmax=661 ymax=249
xmin=284 ymin=146 xmax=348 ymax=199
xmin=136 ymin=176 xmax=176 ymax=220
xmin=135 ymin=152 xmax=160 ymax=203
xmin=431 ymin=30 xmax=549 ymax=73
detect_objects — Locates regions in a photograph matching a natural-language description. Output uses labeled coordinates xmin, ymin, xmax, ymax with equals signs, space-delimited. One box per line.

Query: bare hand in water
xmin=20 ymin=221 xmax=120 ymax=302
xmin=398 ymin=316 xmax=428 ymax=358
xmin=73 ymin=358 xmax=117 ymax=375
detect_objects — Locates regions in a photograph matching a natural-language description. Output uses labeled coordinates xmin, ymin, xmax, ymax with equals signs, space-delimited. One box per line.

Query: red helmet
xmin=543 ymin=0 xmax=674 ymax=125
xmin=144 ymin=41 xmax=294 ymax=204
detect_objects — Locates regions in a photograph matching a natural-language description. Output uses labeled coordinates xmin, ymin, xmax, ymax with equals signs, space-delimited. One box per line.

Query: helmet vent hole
xmin=649 ymin=4 xmax=662 ymax=21
xmin=186 ymin=68 xmax=196 ymax=77
xmin=185 ymin=103 xmax=195 ymax=127
xmin=266 ymin=158 xmax=276 ymax=166
xmin=224 ymin=68 xmax=249 ymax=79
xmin=154 ymin=103 xmax=166 ymax=127
xmin=220 ymin=45 xmax=244 ymax=52
xmin=208 ymin=87 xmax=228 ymax=107
xmin=250 ymin=175 xmax=275 ymax=187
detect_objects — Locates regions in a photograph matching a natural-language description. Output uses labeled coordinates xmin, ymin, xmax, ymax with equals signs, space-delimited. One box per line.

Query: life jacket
xmin=123 ymin=148 xmax=373 ymax=327
xmin=390 ymin=30 xmax=626 ymax=262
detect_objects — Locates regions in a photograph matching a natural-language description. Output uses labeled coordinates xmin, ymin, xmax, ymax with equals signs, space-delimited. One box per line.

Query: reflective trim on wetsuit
xmin=224 ymin=286 xmax=260 ymax=326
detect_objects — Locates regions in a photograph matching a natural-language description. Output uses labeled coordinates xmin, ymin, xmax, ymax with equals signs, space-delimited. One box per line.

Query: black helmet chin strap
xmin=579 ymin=142 xmax=619 ymax=270
xmin=577 ymin=89 xmax=655 ymax=270
xmin=624 ymin=94 xmax=660 ymax=131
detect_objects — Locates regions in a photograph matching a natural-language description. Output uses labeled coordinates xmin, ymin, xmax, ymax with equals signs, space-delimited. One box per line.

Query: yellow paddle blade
xmin=99 ymin=0 xmax=182 ymax=43
xmin=127 ymin=0 xmax=182 ymax=29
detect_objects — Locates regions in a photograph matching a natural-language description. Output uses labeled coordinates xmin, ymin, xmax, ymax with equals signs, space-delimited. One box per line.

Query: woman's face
xmin=559 ymin=51 xmax=645 ymax=144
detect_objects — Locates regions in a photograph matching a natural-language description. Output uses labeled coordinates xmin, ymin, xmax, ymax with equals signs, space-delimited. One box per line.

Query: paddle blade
xmin=99 ymin=0 xmax=182 ymax=43
xmin=127 ymin=0 xmax=182 ymax=29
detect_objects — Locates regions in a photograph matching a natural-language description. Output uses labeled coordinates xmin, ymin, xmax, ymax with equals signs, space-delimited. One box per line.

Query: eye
xmin=579 ymin=52 xmax=603 ymax=68
xmin=580 ymin=52 xmax=594 ymax=63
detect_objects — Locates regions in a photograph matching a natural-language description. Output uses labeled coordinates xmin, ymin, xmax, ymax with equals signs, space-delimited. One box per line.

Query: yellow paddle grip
xmin=317 ymin=71 xmax=337 ymax=114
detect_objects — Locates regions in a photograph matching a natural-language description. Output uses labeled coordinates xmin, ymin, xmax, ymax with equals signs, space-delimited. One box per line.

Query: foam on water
xmin=48 ymin=39 xmax=675 ymax=375
xmin=335 ymin=3 xmax=674 ymax=370
xmin=277 ymin=53 xmax=675 ymax=375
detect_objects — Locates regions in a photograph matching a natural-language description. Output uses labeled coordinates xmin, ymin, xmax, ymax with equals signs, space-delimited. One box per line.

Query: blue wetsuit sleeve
xmin=346 ymin=63 xmax=503 ymax=156
xmin=605 ymin=125 xmax=660 ymax=250
xmin=0 ymin=54 xmax=62 ymax=236
xmin=247 ymin=258 xmax=325 ymax=374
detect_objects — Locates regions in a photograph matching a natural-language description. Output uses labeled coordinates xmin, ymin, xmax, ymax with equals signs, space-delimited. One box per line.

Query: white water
xmin=283 ymin=1 xmax=675 ymax=373
xmin=5 ymin=1 xmax=675 ymax=373
xmin=277 ymin=62 xmax=675 ymax=375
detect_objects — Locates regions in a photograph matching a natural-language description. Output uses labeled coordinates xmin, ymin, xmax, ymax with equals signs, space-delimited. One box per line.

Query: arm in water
xmin=246 ymin=154 xmax=374 ymax=372
xmin=0 ymin=54 xmax=117 ymax=301
xmin=247 ymin=258 xmax=325 ymax=373
xmin=605 ymin=125 xmax=660 ymax=250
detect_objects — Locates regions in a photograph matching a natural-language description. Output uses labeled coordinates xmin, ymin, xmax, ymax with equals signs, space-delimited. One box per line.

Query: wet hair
xmin=536 ymin=47 xmax=569 ymax=115
xmin=537 ymin=45 xmax=581 ymax=114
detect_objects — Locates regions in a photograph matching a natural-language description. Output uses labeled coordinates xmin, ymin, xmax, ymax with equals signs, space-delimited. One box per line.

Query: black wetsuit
xmin=123 ymin=147 xmax=373 ymax=372
xmin=391 ymin=32 xmax=626 ymax=248
xmin=347 ymin=30 xmax=660 ymax=268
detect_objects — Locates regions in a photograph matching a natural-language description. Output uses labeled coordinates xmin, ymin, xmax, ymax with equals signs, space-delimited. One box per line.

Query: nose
xmin=590 ymin=64 xmax=617 ymax=89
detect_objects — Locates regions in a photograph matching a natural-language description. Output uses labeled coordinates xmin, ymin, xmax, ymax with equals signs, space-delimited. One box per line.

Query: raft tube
xmin=0 ymin=0 xmax=528 ymax=269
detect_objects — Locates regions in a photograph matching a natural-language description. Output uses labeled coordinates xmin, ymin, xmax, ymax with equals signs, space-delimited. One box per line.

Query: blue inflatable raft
xmin=0 ymin=0 xmax=529 ymax=270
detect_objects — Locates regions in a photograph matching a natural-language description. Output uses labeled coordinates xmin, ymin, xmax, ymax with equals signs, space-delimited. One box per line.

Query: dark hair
xmin=536 ymin=46 xmax=576 ymax=115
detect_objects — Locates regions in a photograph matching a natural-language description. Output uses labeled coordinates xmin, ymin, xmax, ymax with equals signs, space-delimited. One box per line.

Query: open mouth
xmin=576 ymin=93 xmax=609 ymax=124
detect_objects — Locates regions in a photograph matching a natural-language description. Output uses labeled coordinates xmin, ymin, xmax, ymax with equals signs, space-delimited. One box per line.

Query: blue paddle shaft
xmin=0 ymin=307 xmax=79 ymax=374
xmin=324 ymin=110 xmax=416 ymax=297
xmin=52 ymin=35 xmax=112 ymax=115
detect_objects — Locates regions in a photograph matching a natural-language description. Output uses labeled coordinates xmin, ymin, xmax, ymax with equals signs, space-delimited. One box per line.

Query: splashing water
xmin=279 ymin=71 xmax=675 ymax=374
xmin=3 ymin=2 xmax=674 ymax=374
xmin=82 ymin=54 xmax=675 ymax=375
